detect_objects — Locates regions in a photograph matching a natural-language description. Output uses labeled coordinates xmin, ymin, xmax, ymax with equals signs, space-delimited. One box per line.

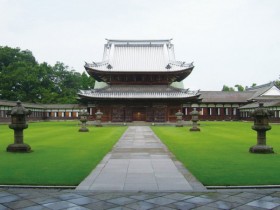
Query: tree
xmin=222 ymin=85 xmax=234 ymax=91
xmin=0 ymin=46 xmax=95 ymax=103
xmin=275 ymin=80 xmax=280 ymax=89
xmin=0 ymin=46 xmax=36 ymax=68
xmin=234 ymin=84 xmax=244 ymax=92
xmin=80 ymin=72 xmax=95 ymax=90
xmin=0 ymin=47 xmax=39 ymax=102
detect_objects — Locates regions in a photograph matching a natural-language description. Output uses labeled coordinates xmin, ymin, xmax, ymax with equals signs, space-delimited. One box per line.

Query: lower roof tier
xmin=78 ymin=85 xmax=200 ymax=100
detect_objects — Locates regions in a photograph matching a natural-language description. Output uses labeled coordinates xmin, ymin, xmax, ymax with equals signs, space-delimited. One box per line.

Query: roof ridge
xmin=106 ymin=39 xmax=172 ymax=43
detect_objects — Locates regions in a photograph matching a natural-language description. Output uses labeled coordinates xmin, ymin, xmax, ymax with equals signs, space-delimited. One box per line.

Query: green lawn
xmin=152 ymin=122 xmax=280 ymax=186
xmin=0 ymin=122 xmax=127 ymax=186
xmin=1 ymin=121 xmax=280 ymax=186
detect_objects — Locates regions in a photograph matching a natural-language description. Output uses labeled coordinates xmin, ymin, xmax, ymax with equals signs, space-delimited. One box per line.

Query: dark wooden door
xmin=125 ymin=107 xmax=132 ymax=122
xmin=154 ymin=107 xmax=166 ymax=122
xmin=132 ymin=108 xmax=146 ymax=121
xmin=146 ymin=107 xmax=154 ymax=122
xmin=112 ymin=107 xmax=124 ymax=122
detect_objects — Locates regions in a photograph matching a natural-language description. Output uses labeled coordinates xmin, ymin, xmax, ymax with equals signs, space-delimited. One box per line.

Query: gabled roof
xmin=78 ymin=85 xmax=200 ymax=100
xmin=245 ymin=82 xmax=280 ymax=101
xmin=85 ymin=39 xmax=193 ymax=72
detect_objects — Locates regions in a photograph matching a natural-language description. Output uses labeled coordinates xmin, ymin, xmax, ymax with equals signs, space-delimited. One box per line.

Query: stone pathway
xmin=77 ymin=126 xmax=204 ymax=192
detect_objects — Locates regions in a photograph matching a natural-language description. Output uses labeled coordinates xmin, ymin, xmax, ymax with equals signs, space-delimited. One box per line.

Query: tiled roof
xmin=240 ymin=100 xmax=280 ymax=109
xmin=0 ymin=100 xmax=84 ymax=110
xmin=199 ymin=83 xmax=280 ymax=103
xmin=199 ymin=91 xmax=254 ymax=103
xmin=86 ymin=39 xmax=193 ymax=72
xmin=0 ymin=100 xmax=45 ymax=109
xmin=43 ymin=104 xmax=85 ymax=109
xmin=78 ymin=85 xmax=199 ymax=99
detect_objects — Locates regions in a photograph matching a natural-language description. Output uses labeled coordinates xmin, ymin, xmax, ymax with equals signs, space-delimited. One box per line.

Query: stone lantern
xmin=7 ymin=101 xmax=32 ymax=152
xmin=190 ymin=108 xmax=200 ymax=131
xmin=175 ymin=110 xmax=184 ymax=127
xmin=95 ymin=109 xmax=103 ymax=127
xmin=79 ymin=109 xmax=89 ymax=132
xmin=249 ymin=103 xmax=274 ymax=154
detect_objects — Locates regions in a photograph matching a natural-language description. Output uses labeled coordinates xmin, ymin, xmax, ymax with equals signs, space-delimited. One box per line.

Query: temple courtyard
xmin=1 ymin=122 xmax=280 ymax=209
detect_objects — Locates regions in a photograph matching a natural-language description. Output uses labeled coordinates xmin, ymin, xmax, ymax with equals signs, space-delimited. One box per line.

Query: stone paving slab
xmin=1 ymin=188 xmax=280 ymax=209
xmin=77 ymin=126 xmax=201 ymax=192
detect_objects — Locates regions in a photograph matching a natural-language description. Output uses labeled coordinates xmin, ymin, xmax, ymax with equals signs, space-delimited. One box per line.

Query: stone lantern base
xmin=249 ymin=145 xmax=274 ymax=154
xmin=7 ymin=143 xmax=31 ymax=153
xmin=79 ymin=127 xmax=89 ymax=132
xmin=190 ymin=127 xmax=200 ymax=132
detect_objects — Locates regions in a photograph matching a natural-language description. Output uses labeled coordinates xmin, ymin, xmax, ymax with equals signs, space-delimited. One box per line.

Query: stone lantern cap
xmin=79 ymin=109 xmax=89 ymax=116
xmin=190 ymin=109 xmax=199 ymax=115
xmin=95 ymin=109 xmax=103 ymax=115
xmin=251 ymin=103 xmax=273 ymax=118
xmin=95 ymin=109 xmax=103 ymax=114
xmin=8 ymin=101 xmax=31 ymax=116
xmin=175 ymin=110 xmax=183 ymax=116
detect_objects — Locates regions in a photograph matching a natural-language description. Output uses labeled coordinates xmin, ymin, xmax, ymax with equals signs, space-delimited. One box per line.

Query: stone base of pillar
xmin=249 ymin=145 xmax=274 ymax=154
xmin=190 ymin=127 xmax=200 ymax=132
xmin=7 ymin=143 xmax=31 ymax=152
xmin=79 ymin=127 xmax=89 ymax=132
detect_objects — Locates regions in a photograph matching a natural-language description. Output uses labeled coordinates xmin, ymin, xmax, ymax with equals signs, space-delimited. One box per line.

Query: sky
xmin=0 ymin=0 xmax=279 ymax=91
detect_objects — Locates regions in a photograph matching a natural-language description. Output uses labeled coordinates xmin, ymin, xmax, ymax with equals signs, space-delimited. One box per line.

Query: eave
xmin=85 ymin=65 xmax=194 ymax=85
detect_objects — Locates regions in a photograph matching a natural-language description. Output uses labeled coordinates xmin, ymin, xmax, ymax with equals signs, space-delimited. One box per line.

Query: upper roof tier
xmin=85 ymin=39 xmax=194 ymax=73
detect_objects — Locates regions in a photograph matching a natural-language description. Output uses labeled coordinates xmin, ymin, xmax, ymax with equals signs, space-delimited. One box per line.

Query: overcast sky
xmin=1 ymin=0 xmax=279 ymax=90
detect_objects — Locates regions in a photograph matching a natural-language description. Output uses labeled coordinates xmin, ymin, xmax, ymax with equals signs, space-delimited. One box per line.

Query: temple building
xmin=78 ymin=39 xmax=200 ymax=122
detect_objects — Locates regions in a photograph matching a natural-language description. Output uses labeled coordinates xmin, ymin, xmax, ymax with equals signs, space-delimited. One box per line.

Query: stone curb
xmin=207 ymin=185 xmax=280 ymax=189
xmin=0 ymin=185 xmax=76 ymax=189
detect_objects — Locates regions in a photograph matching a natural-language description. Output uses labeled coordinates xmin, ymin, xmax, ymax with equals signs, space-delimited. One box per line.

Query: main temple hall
xmin=78 ymin=39 xmax=200 ymax=122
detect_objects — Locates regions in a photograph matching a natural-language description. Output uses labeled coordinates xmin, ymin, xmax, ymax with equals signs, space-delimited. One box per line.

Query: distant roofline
xmin=246 ymin=81 xmax=275 ymax=91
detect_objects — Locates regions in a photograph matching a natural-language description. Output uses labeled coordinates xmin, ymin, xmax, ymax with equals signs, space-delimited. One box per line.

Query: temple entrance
xmin=132 ymin=108 xmax=146 ymax=121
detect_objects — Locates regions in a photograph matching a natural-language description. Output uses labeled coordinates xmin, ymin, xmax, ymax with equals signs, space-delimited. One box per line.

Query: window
xmin=233 ymin=108 xmax=237 ymax=115
xmin=208 ymin=108 xmax=212 ymax=116
xmin=225 ymin=108 xmax=229 ymax=115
